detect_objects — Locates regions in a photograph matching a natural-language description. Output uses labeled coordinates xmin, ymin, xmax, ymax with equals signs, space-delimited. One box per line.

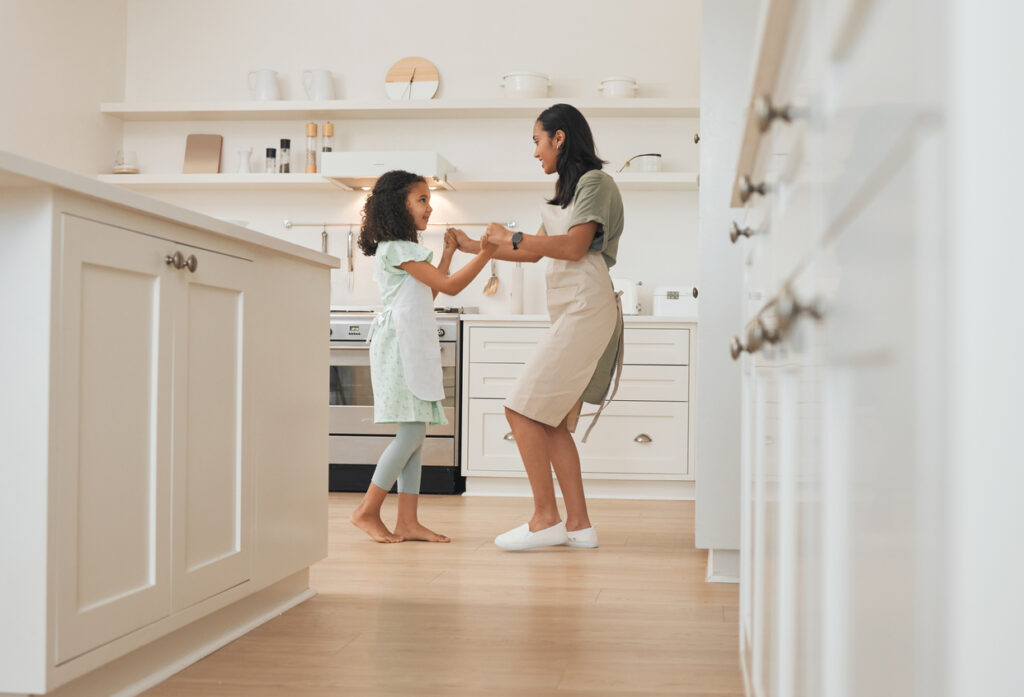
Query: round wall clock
xmin=385 ymin=56 xmax=440 ymax=100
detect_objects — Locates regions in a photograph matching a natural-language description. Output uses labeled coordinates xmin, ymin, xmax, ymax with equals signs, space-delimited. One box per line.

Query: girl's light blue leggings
xmin=371 ymin=422 xmax=426 ymax=494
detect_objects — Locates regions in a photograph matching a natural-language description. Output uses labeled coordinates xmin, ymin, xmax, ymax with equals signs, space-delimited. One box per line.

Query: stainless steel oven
xmin=328 ymin=309 xmax=463 ymax=493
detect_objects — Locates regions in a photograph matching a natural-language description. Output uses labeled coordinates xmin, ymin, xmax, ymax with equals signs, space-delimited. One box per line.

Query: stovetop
xmin=330 ymin=306 xmax=476 ymax=315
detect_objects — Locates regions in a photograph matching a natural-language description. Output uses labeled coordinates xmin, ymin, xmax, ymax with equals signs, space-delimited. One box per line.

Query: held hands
xmin=442 ymin=228 xmax=458 ymax=259
xmin=447 ymin=227 xmax=475 ymax=253
xmin=484 ymin=222 xmax=514 ymax=246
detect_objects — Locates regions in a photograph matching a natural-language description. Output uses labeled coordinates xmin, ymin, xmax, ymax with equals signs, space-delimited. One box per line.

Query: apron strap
xmin=580 ymin=291 xmax=625 ymax=443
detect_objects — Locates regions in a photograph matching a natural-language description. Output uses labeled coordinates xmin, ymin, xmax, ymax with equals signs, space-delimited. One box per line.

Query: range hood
xmin=320 ymin=151 xmax=455 ymax=191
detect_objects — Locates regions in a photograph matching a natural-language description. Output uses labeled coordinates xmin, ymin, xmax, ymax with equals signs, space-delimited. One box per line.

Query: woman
xmin=452 ymin=103 xmax=624 ymax=551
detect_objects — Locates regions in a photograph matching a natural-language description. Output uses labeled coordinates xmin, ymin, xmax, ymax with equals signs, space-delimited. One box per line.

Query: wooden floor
xmin=142 ymin=494 xmax=744 ymax=696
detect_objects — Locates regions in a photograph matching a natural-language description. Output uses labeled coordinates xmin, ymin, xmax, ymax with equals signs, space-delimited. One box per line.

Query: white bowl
xmin=631 ymin=154 xmax=662 ymax=172
xmin=501 ymin=71 xmax=550 ymax=99
xmin=598 ymin=76 xmax=638 ymax=98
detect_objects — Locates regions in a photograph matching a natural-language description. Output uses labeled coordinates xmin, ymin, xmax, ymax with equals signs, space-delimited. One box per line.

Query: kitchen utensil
xmin=612 ymin=278 xmax=642 ymax=315
xmin=617 ymin=153 xmax=662 ymax=173
xmin=113 ymin=149 xmax=138 ymax=174
xmin=653 ymin=285 xmax=699 ymax=317
xmin=598 ymin=76 xmax=638 ymax=98
xmin=509 ymin=262 xmax=524 ymax=313
xmin=500 ymin=72 xmax=549 ymax=98
xmin=302 ymin=69 xmax=335 ymax=100
xmin=482 ymin=260 xmax=499 ymax=296
xmin=247 ymin=69 xmax=280 ymax=100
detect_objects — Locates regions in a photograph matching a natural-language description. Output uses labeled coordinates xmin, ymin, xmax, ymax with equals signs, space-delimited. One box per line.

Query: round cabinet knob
xmin=730 ymin=336 xmax=746 ymax=361
xmin=184 ymin=254 xmax=198 ymax=273
xmin=634 ymin=434 xmax=652 ymax=444
xmin=503 ymin=432 xmax=516 ymax=442
xmin=165 ymin=251 xmax=185 ymax=269
xmin=437 ymin=327 xmax=446 ymax=338
xmin=693 ymin=132 xmax=700 ymax=144
xmin=755 ymin=94 xmax=792 ymax=133
xmin=738 ymin=175 xmax=768 ymax=204
xmin=730 ymin=221 xmax=754 ymax=244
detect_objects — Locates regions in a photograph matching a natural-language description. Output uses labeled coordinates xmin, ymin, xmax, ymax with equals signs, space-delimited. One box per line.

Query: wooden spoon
xmin=482 ymin=260 xmax=499 ymax=296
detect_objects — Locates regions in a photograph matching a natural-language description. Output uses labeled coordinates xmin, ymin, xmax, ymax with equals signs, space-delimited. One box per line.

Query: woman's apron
xmin=371 ymin=274 xmax=445 ymax=402
xmin=503 ymin=202 xmax=623 ymax=441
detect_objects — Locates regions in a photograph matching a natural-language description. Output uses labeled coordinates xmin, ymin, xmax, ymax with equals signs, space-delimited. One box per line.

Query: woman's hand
xmin=485 ymin=222 xmax=513 ymax=246
xmin=479 ymin=232 xmax=499 ymax=257
xmin=448 ymin=227 xmax=475 ymax=253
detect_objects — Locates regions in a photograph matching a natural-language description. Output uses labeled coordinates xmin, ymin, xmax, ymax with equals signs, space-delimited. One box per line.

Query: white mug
xmin=302 ymin=69 xmax=335 ymax=101
xmin=247 ymin=69 xmax=280 ymax=100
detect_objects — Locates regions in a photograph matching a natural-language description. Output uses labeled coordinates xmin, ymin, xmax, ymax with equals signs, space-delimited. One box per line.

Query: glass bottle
xmin=265 ymin=147 xmax=276 ymax=174
xmin=321 ymin=122 xmax=334 ymax=170
xmin=279 ymin=138 xmax=290 ymax=173
xmin=305 ymin=122 xmax=318 ymax=173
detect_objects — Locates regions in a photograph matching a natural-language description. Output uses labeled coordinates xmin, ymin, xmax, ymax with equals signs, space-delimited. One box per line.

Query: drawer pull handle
xmin=165 ymin=251 xmax=185 ymax=269
xmin=503 ymin=432 xmax=516 ymax=442
xmin=729 ymin=221 xmax=754 ymax=244
xmin=634 ymin=433 xmax=652 ymax=444
xmin=184 ymin=254 xmax=198 ymax=273
xmin=738 ymin=175 xmax=768 ymax=204
xmin=755 ymin=95 xmax=792 ymax=132
xmin=730 ymin=336 xmax=748 ymax=360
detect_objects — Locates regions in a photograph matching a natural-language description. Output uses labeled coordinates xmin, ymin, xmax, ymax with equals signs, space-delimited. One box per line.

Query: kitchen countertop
xmin=461 ymin=313 xmax=698 ymax=324
xmin=0 ymin=150 xmax=339 ymax=268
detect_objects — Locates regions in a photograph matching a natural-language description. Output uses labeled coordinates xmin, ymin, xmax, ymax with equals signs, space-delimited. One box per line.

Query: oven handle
xmin=330 ymin=344 xmax=457 ymax=367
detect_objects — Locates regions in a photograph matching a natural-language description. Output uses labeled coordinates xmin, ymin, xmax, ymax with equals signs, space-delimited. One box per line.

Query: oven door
xmin=329 ymin=343 xmax=456 ymax=437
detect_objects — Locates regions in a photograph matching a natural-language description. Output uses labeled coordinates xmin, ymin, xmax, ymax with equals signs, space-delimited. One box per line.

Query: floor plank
xmin=141 ymin=494 xmax=744 ymax=696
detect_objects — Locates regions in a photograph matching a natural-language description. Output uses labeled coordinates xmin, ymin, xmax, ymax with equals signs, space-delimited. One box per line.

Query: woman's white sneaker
xmin=566 ymin=526 xmax=599 ymax=548
xmin=494 ymin=521 xmax=569 ymax=551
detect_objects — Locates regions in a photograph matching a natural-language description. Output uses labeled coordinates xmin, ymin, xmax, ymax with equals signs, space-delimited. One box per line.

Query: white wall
xmin=119 ymin=0 xmax=702 ymax=313
xmin=694 ymin=0 xmax=759 ymax=551
xmin=0 ymin=0 xmax=126 ymax=175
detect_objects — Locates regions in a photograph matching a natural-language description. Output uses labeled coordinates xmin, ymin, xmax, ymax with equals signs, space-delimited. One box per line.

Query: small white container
xmin=653 ymin=285 xmax=699 ymax=317
xmin=630 ymin=153 xmax=663 ymax=172
xmin=501 ymin=72 xmax=550 ymax=99
xmin=598 ymin=76 xmax=638 ymax=98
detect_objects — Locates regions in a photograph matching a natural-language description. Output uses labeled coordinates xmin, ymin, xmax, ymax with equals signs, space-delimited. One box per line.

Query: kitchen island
xmin=0 ymin=151 xmax=338 ymax=696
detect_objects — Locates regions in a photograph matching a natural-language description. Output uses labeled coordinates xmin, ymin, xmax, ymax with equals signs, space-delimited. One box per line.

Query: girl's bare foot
xmin=350 ymin=511 xmax=403 ymax=543
xmin=393 ymin=522 xmax=451 ymax=543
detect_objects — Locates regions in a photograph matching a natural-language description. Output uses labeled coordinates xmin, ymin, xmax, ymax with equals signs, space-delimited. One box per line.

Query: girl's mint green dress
xmin=369 ymin=240 xmax=448 ymax=426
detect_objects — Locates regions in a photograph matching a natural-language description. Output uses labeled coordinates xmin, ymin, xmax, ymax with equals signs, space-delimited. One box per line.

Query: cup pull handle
xmin=503 ymin=432 xmax=516 ymax=442
xmin=634 ymin=433 xmax=652 ymax=444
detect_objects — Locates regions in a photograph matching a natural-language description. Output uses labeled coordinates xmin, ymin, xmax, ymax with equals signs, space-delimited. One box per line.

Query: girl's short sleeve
xmin=380 ymin=240 xmax=433 ymax=273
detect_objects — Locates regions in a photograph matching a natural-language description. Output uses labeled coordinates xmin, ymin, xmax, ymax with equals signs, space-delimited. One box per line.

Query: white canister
xmin=501 ymin=72 xmax=550 ymax=99
xmin=247 ymin=69 xmax=280 ymax=100
xmin=628 ymin=153 xmax=662 ymax=172
xmin=598 ymin=76 xmax=638 ymax=98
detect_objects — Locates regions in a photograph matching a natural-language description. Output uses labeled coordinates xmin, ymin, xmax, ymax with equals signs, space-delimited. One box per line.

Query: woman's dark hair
xmin=357 ymin=170 xmax=426 ymax=256
xmin=537 ymin=103 xmax=607 ymax=208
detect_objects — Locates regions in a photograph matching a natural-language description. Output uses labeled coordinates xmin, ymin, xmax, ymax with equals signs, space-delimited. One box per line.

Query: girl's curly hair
xmin=357 ymin=170 xmax=426 ymax=256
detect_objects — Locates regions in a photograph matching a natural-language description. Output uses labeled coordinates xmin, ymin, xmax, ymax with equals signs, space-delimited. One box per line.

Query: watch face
xmin=384 ymin=56 xmax=439 ymax=101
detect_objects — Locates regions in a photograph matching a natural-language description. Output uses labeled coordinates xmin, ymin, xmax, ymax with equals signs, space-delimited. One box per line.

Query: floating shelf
xmin=97 ymin=171 xmax=698 ymax=192
xmin=100 ymin=98 xmax=700 ymax=121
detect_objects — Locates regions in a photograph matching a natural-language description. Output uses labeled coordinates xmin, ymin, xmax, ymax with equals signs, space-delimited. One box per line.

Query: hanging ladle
xmin=482 ymin=259 xmax=499 ymax=296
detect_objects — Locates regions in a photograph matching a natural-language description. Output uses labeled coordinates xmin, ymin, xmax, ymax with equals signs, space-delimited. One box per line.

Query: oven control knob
xmin=437 ymin=328 xmax=446 ymax=338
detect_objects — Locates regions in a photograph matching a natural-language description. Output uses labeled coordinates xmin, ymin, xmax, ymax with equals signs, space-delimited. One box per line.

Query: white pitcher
xmin=302 ymin=70 xmax=335 ymax=101
xmin=247 ymin=69 xmax=280 ymax=100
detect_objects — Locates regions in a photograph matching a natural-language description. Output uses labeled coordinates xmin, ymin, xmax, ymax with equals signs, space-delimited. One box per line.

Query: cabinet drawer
xmin=468 ymin=362 xmax=689 ymax=402
xmin=468 ymin=325 xmax=547 ymax=363
xmin=623 ymin=328 xmax=689 ymax=365
xmin=468 ymin=325 xmax=690 ymax=365
xmin=464 ymin=399 xmax=687 ymax=476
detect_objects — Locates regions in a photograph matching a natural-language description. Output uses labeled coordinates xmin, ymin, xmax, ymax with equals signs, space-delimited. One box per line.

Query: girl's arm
xmin=450 ymin=226 xmax=546 ymax=263
xmin=483 ymin=221 xmax=597 ymax=262
xmin=400 ymin=241 xmax=496 ymax=296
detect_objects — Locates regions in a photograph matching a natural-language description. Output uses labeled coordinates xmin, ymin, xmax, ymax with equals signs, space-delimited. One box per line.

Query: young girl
xmin=350 ymin=169 xmax=496 ymax=543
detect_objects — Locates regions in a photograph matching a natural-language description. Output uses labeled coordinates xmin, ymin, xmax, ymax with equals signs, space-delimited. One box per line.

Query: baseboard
xmin=706 ymin=548 xmax=740 ymax=583
xmin=464 ymin=476 xmax=695 ymax=500
xmin=43 ymin=570 xmax=315 ymax=697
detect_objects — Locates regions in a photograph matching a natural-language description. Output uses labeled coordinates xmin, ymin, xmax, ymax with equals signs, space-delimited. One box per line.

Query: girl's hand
xmin=442 ymin=229 xmax=457 ymax=257
xmin=448 ymin=227 xmax=474 ymax=252
xmin=480 ymin=236 xmax=499 ymax=257
xmin=485 ymin=222 xmax=513 ymax=246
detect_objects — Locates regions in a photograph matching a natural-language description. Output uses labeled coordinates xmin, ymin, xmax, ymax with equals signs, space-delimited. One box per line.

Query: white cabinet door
xmin=54 ymin=214 xmax=174 ymax=662
xmin=171 ymin=246 xmax=254 ymax=611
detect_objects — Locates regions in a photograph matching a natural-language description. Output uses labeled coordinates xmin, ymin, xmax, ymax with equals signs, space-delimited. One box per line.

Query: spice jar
xmin=265 ymin=147 xmax=276 ymax=174
xmin=321 ymin=121 xmax=334 ymax=156
xmin=279 ymin=138 xmax=291 ymax=173
xmin=305 ymin=122 xmax=318 ymax=173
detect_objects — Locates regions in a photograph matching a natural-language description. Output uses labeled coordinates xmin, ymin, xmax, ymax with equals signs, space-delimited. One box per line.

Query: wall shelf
xmin=100 ymin=98 xmax=700 ymax=121
xmin=97 ymin=171 xmax=698 ymax=192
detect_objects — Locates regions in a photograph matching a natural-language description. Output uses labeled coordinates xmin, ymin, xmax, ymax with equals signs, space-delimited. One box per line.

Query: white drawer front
xmin=622 ymin=328 xmax=689 ymax=365
xmin=464 ymin=399 xmax=688 ymax=476
xmin=468 ymin=326 xmax=547 ymax=363
xmin=468 ymin=363 xmax=689 ymax=402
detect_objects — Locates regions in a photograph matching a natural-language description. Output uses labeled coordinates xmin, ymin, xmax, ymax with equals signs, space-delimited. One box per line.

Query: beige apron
xmin=504 ymin=202 xmax=622 ymax=439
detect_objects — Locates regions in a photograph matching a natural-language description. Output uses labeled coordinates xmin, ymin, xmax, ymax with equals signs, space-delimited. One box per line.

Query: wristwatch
xmin=511 ymin=231 xmax=523 ymax=250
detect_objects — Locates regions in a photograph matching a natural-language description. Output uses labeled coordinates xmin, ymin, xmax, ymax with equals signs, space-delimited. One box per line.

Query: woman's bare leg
xmin=505 ymin=407 xmax=561 ymax=531
xmin=546 ymin=417 xmax=592 ymax=532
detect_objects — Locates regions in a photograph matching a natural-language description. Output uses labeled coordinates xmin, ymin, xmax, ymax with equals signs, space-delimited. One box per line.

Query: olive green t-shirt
xmin=569 ymin=169 xmax=624 ymax=268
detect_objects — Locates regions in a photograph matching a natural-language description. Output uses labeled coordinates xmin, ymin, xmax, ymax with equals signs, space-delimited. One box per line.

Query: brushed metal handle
xmin=738 ymin=175 xmax=768 ymax=203
xmin=184 ymin=254 xmax=198 ymax=273
xmin=730 ymin=335 xmax=747 ymax=360
xmin=755 ymin=95 xmax=792 ymax=133
xmin=165 ymin=251 xmax=185 ymax=269
xmin=503 ymin=432 xmax=516 ymax=442
xmin=693 ymin=132 xmax=700 ymax=144
xmin=730 ymin=221 xmax=754 ymax=244
xmin=634 ymin=433 xmax=652 ymax=444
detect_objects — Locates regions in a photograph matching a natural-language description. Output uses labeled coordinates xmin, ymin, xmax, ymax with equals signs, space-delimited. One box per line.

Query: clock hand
xmin=407 ymin=67 xmax=416 ymax=100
